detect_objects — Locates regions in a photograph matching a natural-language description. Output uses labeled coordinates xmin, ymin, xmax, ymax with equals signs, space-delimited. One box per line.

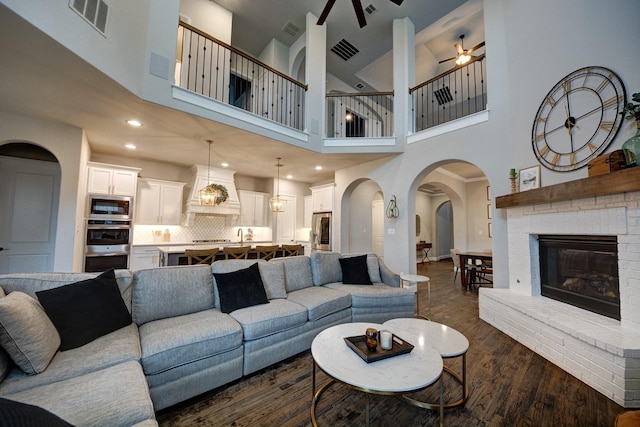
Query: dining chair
xmin=186 ymin=248 xmax=219 ymax=265
xmin=223 ymin=246 xmax=251 ymax=259
xmin=450 ymin=248 xmax=461 ymax=284
xmin=281 ymin=244 xmax=302 ymax=257
xmin=255 ymin=245 xmax=279 ymax=260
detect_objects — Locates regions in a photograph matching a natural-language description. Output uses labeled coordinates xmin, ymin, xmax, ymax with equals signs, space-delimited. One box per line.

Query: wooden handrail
xmin=409 ymin=54 xmax=486 ymax=94
xmin=326 ymin=91 xmax=394 ymax=98
xmin=179 ymin=21 xmax=308 ymax=91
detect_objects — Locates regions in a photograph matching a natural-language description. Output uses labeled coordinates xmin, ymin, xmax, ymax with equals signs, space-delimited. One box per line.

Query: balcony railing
xmin=176 ymin=22 xmax=307 ymax=131
xmin=410 ymin=55 xmax=486 ymax=132
xmin=325 ymin=92 xmax=394 ymax=138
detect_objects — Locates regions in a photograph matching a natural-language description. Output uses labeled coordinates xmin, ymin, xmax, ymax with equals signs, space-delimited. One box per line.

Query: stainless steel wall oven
xmin=84 ymin=219 xmax=131 ymax=272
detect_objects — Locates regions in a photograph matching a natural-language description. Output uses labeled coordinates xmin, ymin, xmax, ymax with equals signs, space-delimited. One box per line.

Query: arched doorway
xmin=435 ymin=201 xmax=453 ymax=258
xmin=0 ymin=143 xmax=61 ymax=273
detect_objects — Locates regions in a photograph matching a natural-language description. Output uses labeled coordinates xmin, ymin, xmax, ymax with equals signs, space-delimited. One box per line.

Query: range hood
xmin=184 ymin=165 xmax=240 ymax=225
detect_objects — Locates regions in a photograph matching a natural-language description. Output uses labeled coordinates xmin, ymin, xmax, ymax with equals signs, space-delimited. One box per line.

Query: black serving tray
xmin=344 ymin=334 xmax=414 ymax=363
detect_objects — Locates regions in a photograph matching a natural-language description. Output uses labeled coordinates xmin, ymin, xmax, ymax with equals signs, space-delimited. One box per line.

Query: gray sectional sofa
xmin=0 ymin=252 xmax=414 ymax=426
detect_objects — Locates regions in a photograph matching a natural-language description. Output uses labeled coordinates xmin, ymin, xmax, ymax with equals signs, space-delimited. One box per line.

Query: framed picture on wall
xmin=486 ymin=186 xmax=491 ymax=201
xmin=518 ymin=165 xmax=540 ymax=191
xmin=487 ymin=204 xmax=492 ymax=219
xmin=488 ymin=222 xmax=492 ymax=238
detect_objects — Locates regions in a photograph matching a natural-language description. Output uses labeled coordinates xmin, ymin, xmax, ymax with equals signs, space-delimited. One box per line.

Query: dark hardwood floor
xmin=156 ymin=260 xmax=625 ymax=427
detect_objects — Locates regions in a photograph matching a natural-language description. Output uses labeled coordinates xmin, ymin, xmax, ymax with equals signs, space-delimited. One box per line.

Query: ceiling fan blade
xmin=455 ymin=43 xmax=464 ymax=54
xmin=317 ymin=0 xmax=337 ymax=25
xmin=439 ymin=56 xmax=456 ymax=64
xmin=467 ymin=41 xmax=486 ymax=53
xmin=389 ymin=0 xmax=404 ymax=5
xmin=351 ymin=0 xmax=367 ymax=28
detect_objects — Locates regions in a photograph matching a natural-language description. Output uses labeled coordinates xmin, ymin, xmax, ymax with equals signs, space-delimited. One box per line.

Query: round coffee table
xmin=310 ymin=322 xmax=444 ymax=427
xmin=384 ymin=318 xmax=469 ymax=409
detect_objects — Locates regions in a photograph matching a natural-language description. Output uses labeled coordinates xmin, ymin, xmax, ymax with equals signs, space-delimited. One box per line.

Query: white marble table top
xmin=311 ymin=322 xmax=442 ymax=393
xmin=400 ymin=274 xmax=430 ymax=283
xmin=383 ymin=318 xmax=469 ymax=358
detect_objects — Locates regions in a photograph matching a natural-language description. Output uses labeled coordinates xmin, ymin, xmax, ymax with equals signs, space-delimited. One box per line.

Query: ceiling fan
xmin=439 ymin=35 xmax=485 ymax=66
xmin=317 ymin=0 xmax=404 ymax=28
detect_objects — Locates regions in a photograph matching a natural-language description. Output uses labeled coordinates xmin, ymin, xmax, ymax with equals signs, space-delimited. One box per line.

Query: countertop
xmin=155 ymin=242 xmax=284 ymax=254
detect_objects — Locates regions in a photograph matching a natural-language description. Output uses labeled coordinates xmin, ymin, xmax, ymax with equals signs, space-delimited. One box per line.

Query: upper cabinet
xmin=310 ymin=183 xmax=334 ymax=212
xmin=303 ymin=195 xmax=312 ymax=228
xmin=136 ymin=178 xmax=185 ymax=225
xmin=238 ymin=190 xmax=267 ymax=227
xmin=87 ymin=162 xmax=140 ymax=196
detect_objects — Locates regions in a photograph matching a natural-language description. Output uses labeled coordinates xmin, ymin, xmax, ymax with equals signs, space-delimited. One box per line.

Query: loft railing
xmin=325 ymin=91 xmax=394 ymax=138
xmin=410 ymin=54 xmax=486 ymax=132
xmin=176 ymin=22 xmax=307 ymax=131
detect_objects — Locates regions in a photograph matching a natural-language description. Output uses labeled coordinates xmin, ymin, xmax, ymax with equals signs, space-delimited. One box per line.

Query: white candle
xmin=380 ymin=330 xmax=393 ymax=350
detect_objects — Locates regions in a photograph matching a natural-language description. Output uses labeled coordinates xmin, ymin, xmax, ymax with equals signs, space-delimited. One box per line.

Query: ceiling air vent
xmin=365 ymin=4 xmax=377 ymax=15
xmin=282 ymin=21 xmax=301 ymax=37
xmin=70 ymin=0 xmax=109 ymax=34
xmin=331 ymin=39 xmax=359 ymax=61
xmin=354 ymin=82 xmax=366 ymax=90
xmin=434 ymin=86 xmax=454 ymax=105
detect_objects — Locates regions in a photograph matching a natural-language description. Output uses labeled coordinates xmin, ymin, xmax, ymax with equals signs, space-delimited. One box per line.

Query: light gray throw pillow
xmin=258 ymin=262 xmax=287 ymax=299
xmin=0 ymin=291 xmax=60 ymax=374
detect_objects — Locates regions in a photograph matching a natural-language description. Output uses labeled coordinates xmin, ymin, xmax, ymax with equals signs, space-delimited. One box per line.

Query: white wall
xmin=179 ymin=0 xmax=232 ymax=43
xmin=348 ymin=180 xmax=382 ymax=253
xmin=0 ymin=112 xmax=89 ymax=272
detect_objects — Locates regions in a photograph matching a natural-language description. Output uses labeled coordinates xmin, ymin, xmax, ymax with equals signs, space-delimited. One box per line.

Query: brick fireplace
xmin=480 ymin=168 xmax=640 ymax=408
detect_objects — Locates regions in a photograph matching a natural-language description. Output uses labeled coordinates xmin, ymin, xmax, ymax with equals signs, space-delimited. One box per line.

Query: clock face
xmin=531 ymin=66 xmax=626 ymax=172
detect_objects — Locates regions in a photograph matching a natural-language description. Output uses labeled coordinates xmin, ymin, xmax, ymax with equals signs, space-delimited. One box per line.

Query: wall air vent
xmin=70 ymin=0 xmax=109 ymax=35
xmin=331 ymin=39 xmax=359 ymax=61
xmin=354 ymin=82 xmax=366 ymax=90
xmin=282 ymin=21 xmax=301 ymax=37
xmin=434 ymin=86 xmax=454 ymax=105
xmin=365 ymin=4 xmax=377 ymax=15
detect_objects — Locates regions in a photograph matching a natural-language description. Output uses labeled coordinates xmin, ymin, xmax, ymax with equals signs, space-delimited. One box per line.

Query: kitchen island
xmin=157 ymin=243 xmax=304 ymax=266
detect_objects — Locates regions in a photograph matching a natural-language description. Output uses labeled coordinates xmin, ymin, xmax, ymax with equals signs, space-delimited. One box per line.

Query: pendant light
xmin=199 ymin=140 xmax=219 ymax=206
xmin=269 ymin=157 xmax=286 ymax=212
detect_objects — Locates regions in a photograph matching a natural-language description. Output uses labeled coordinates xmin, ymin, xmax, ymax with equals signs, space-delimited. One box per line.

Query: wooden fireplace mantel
xmin=496 ymin=167 xmax=640 ymax=209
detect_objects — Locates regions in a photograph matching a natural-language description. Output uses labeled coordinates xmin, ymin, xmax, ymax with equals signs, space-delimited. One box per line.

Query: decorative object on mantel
xmin=531 ymin=66 xmax=626 ymax=172
xmin=621 ymin=92 xmax=640 ymax=166
xmin=386 ymin=195 xmax=399 ymax=219
xmin=587 ymin=150 xmax=629 ymax=177
xmin=199 ymin=140 xmax=229 ymax=206
xmin=509 ymin=168 xmax=517 ymax=193
xmin=518 ymin=165 xmax=540 ymax=192
xmin=268 ymin=157 xmax=286 ymax=213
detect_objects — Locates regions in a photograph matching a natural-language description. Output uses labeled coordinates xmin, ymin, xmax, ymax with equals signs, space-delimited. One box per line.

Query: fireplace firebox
xmin=539 ymin=235 xmax=619 ymax=320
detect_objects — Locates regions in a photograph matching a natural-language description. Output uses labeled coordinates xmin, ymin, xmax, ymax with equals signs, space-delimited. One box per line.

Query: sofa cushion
xmin=36 ymin=269 xmax=132 ymax=351
xmin=214 ymin=263 xmax=269 ymax=314
xmin=4 ymin=360 xmax=155 ymax=427
xmin=325 ymin=283 xmax=415 ymax=308
xmin=229 ymin=299 xmax=307 ymax=341
xmin=0 ymin=398 xmax=73 ymax=427
xmin=258 ymin=262 xmax=287 ymax=299
xmin=270 ymin=256 xmax=313 ymax=292
xmin=0 ymin=291 xmax=60 ymax=375
xmin=138 ymin=309 xmax=242 ymax=376
xmin=309 ymin=252 xmax=342 ymax=286
xmin=132 ymin=265 xmax=214 ymax=325
xmin=287 ymin=286 xmax=351 ymax=321
xmin=0 ymin=323 xmax=141 ymax=396
xmin=339 ymin=254 xmax=372 ymax=285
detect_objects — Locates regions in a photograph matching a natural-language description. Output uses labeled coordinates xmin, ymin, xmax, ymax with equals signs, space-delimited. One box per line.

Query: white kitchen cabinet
xmin=238 ymin=190 xmax=267 ymax=226
xmin=303 ymin=195 xmax=312 ymax=228
xmin=311 ymin=183 xmax=334 ymax=212
xmin=130 ymin=246 xmax=160 ymax=270
xmin=136 ymin=178 xmax=185 ymax=225
xmin=87 ymin=162 xmax=140 ymax=196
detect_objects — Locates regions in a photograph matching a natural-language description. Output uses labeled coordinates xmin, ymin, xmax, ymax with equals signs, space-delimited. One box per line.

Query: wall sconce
xmin=386 ymin=195 xmax=399 ymax=219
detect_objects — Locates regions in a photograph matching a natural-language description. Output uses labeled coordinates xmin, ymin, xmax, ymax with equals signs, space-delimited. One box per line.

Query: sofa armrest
xmin=378 ymin=259 xmax=400 ymax=287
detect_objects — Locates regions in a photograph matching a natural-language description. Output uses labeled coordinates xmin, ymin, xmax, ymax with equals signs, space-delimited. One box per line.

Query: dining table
xmin=458 ymin=251 xmax=492 ymax=291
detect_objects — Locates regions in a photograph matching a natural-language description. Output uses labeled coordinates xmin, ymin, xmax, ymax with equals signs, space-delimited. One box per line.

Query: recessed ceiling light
xmin=220 ymin=162 xmax=229 ymax=167
xmin=315 ymin=166 xmax=322 ymax=171
xmin=126 ymin=119 xmax=142 ymax=127
xmin=286 ymin=174 xmax=293 ymax=179
xmin=125 ymin=143 xmax=136 ymax=150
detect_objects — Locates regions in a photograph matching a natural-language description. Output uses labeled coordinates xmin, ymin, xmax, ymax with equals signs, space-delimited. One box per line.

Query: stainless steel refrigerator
xmin=311 ymin=211 xmax=332 ymax=251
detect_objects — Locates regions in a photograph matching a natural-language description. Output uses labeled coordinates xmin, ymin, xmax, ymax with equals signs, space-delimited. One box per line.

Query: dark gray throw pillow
xmin=213 ymin=263 xmax=269 ymax=313
xmin=0 ymin=398 xmax=73 ymax=426
xmin=339 ymin=254 xmax=373 ymax=285
xmin=36 ymin=269 xmax=132 ymax=351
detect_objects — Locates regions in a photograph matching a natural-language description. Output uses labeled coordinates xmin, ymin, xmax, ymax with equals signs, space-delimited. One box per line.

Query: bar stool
xmin=282 ymin=244 xmax=302 ymax=257
xmin=185 ymin=248 xmax=219 ymax=265
xmin=400 ymin=274 xmax=431 ymax=317
xmin=223 ymin=246 xmax=251 ymax=259
xmin=255 ymin=245 xmax=279 ymax=260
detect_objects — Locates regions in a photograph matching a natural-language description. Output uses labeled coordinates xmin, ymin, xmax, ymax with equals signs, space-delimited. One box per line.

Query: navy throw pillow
xmin=214 ymin=263 xmax=269 ymax=314
xmin=339 ymin=255 xmax=373 ymax=285
xmin=0 ymin=397 xmax=73 ymax=426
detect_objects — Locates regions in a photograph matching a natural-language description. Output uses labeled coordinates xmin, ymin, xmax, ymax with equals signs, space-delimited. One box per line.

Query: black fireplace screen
xmin=539 ymin=235 xmax=619 ymax=320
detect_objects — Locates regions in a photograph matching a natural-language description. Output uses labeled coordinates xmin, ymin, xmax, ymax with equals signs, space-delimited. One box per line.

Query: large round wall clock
xmin=531 ymin=66 xmax=626 ymax=172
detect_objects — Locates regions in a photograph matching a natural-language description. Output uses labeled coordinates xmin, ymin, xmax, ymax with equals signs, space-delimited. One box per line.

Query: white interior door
xmin=0 ymin=156 xmax=60 ymax=273
xmin=276 ymin=194 xmax=296 ymax=244
xmin=372 ymin=199 xmax=384 ymax=259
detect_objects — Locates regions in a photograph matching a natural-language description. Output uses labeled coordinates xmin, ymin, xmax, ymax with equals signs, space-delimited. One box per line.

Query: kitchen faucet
xmin=237 ymin=228 xmax=243 ymax=246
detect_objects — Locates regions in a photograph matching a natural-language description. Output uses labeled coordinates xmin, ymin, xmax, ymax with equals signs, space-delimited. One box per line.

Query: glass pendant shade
xmin=199 ymin=186 xmax=219 ymax=206
xmin=269 ymin=157 xmax=286 ymax=213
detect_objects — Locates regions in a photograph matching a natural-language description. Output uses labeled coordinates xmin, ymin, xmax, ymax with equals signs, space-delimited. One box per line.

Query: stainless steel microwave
xmin=87 ymin=195 xmax=133 ymax=220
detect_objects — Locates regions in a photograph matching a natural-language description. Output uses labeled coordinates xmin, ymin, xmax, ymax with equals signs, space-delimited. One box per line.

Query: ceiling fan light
xmin=455 ymin=54 xmax=471 ymax=65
